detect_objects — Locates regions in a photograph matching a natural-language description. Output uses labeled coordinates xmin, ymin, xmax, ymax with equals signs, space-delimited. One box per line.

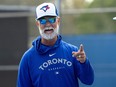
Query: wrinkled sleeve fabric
xmin=74 ymin=58 xmax=94 ymax=85
xmin=17 ymin=52 xmax=32 ymax=87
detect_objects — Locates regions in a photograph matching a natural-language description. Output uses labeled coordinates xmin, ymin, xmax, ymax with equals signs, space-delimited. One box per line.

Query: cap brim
xmin=113 ymin=17 xmax=116 ymax=20
xmin=36 ymin=15 xmax=57 ymax=20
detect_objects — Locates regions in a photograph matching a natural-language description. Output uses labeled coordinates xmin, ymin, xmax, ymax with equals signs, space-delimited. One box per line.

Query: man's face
xmin=36 ymin=16 xmax=60 ymax=40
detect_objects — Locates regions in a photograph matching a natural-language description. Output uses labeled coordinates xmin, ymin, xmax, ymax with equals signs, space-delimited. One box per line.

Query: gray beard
xmin=39 ymin=25 xmax=59 ymax=40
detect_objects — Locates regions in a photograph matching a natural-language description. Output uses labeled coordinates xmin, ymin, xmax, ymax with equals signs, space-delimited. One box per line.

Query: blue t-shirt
xmin=17 ymin=35 xmax=94 ymax=87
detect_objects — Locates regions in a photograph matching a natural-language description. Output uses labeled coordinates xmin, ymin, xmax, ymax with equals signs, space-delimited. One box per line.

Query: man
xmin=17 ymin=2 xmax=94 ymax=87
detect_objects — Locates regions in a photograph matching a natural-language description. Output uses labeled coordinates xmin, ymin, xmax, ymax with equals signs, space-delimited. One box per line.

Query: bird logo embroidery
xmin=40 ymin=5 xmax=50 ymax=12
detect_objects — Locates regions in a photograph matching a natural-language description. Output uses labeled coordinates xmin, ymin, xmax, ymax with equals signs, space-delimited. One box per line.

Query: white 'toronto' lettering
xmin=39 ymin=58 xmax=72 ymax=70
xmin=67 ymin=61 xmax=72 ymax=66
xmin=43 ymin=62 xmax=48 ymax=68
xmin=52 ymin=58 xmax=57 ymax=64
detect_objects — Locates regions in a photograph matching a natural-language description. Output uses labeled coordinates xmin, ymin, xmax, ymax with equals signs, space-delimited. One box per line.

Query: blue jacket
xmin=17 ymin=35 xmax=94 ymax=87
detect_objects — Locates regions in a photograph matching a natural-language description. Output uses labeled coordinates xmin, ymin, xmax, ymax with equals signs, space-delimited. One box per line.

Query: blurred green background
xmin=1 ymin=0 xmax=116 ymax=37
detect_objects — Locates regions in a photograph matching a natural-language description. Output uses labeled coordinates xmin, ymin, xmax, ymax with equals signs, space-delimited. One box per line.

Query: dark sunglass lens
xmin=49 ymin=18 xmax=56 ymax=23
xmin=39 ymin=19 xmax=46 ymax=24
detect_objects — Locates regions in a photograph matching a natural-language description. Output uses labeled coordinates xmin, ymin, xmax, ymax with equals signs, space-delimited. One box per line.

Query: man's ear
xmin=57 ymin=17 xmax=60 ymax=25
xmin=36 ymin=21 xmax=40 ymax=26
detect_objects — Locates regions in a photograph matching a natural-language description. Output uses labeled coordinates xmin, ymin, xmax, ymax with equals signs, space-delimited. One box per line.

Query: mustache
xmin=44 ymin=27 xmax=54 ymax=31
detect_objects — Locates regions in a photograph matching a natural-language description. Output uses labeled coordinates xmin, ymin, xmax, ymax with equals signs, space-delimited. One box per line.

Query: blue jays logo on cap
xmin=40 ymin=5 xmax=50 ymax=12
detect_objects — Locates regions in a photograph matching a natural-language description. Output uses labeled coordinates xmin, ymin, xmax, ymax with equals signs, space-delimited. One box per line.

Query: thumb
xmin=79 ymin=44 xmax=84 ymax=52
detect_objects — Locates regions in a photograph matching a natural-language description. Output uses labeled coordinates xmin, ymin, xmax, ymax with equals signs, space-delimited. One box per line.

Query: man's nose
xmin=45 ymin=21 xmax=52 ymax=26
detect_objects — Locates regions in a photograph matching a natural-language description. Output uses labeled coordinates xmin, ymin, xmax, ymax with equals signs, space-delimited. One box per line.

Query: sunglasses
xmin=38 ymin=17 xmax=56 ymax=25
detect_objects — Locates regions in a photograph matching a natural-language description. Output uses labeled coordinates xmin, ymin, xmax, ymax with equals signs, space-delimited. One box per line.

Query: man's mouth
xmin=44 ymin=29 xmax=54 ymax=34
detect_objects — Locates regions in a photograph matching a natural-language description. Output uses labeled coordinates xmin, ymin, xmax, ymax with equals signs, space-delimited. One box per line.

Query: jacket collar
xmin=33 ymin=35 xmax=62 ymax=54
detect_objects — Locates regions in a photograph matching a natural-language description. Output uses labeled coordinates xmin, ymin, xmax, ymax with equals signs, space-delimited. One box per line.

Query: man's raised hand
xmin=72 ymin=44 xmax=86 ymax=63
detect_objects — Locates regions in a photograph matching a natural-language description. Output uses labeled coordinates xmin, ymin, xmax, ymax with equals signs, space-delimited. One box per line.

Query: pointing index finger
xmin=79 ymin=44 xmax=84 ymax=52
